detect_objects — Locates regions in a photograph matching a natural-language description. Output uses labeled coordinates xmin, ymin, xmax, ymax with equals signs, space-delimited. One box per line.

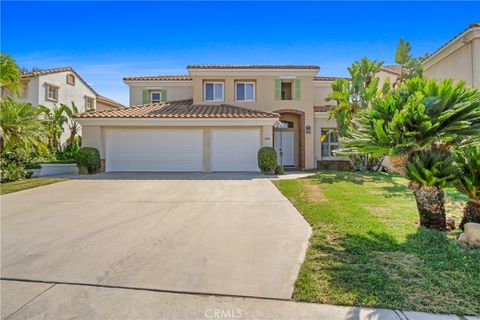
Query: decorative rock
xmin=458 ymin=223 xmax=480 ymax=247
xmin=446 ymin=215 xmax=456 ymax=231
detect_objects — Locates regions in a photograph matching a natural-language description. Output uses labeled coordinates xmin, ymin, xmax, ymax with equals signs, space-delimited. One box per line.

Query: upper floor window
xmin=45 ymin=83 xmax=59 ymax=102
xmin=150 ymin=91 xmax=162 ymax=103
xmin=204 ymin=82 xmax=224 ymax=101
xmin=281 ymin=81 xmax=292 ymax=100
xmin=66 ymin=74 xmax=75 ymax=85
xmin=275 ymin=79 xmax=301 ymax=101
xmin=321 ymin=129 xmax=340 ymax=158
xmin=85 ymin=96 xmax=95 ymax=110
xmin=235 ymin=82 xmax=255 ymax=102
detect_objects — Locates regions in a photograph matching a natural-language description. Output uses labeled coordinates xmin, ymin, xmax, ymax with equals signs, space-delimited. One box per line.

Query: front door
xmin=274 ymin=131 xmax=294 ymax=166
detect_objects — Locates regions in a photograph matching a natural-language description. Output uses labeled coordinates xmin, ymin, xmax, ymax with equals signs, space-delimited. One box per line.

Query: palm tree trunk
xmin=409 ymin=181 xmax=447 ymax=231
xmin=459 ymin=200 xmax=480 ymax=229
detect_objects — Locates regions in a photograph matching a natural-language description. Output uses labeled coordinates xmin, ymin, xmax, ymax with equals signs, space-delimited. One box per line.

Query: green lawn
xmin=0 ymin=178 xmax=67 ymax=195
xmin=274 ymin=170 xmax=480 ymax=315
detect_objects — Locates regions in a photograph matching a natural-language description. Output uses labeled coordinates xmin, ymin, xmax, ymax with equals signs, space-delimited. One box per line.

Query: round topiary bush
xmin=77 ymin=147 xmax=101 ymax=173
xmin=257 ymin=147 xmax=277 ymax=174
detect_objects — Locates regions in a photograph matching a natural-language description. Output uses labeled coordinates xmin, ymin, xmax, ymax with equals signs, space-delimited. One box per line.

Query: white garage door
xmin=211 ymin=129 xmax=260 ymax=172
xmin=106 ymin=129 xmax=203 ymax=172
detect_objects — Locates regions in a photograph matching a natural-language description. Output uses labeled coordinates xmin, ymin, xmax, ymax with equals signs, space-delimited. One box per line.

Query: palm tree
xmin=406 ymin=148 xmax=459 ymax=231
xmin=0 ymin=53 xmax=23 ymax=97
xmin=325 ymin=57 xmax=388 ymax=171
xmin=343 ymin=77 xmax=480 ymax=231
xmin=454 ymin=146 xmax=480 ymax=229
xmin=346 ymin=77 xmax=480 ymax=173
xmin=39 ymin=105 xmax=67 ymax=152
xmin=61 ymin=102 xmax=81 ymax=146
xmin=0 ymin=97 xmax=45 ymax=155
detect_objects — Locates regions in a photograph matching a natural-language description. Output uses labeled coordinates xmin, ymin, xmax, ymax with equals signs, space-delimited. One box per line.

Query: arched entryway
xmin=273 ymin=109 xmax=305 ymax=168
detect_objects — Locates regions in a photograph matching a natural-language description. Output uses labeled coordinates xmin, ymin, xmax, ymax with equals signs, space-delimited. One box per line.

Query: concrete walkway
xmin=2 ymin=280 xmax=477 ymax=320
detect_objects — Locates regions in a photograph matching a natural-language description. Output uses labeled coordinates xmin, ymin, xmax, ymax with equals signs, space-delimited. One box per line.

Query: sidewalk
xmin=2 ymin=280 xmax=478 ymax=320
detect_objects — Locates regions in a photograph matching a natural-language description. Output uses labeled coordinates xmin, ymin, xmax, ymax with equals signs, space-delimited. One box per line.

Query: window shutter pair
xmin=142 ymin=89 xmax=168 ymax=104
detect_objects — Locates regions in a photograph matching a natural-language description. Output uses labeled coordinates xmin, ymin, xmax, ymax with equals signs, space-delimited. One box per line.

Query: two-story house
xmin=4 ymin=67 xmax=124 ymax=143
xmin=74 ymin=65 xmax=344 ymax=172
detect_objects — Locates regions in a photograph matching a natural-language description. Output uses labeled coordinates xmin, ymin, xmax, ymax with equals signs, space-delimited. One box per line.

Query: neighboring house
xmin=423 ymin=22 xmax=480 ymax=88
xmin=378 ymin=65 xmax=400 ymax=87
xmin=75 ymin=65 xmax=346 ymax=172
xmin=96 ymin=95 xmax=125 ymax=111
xmin=2 ymin=67 xmax=124 ymax=143
xmin=378 ymin=23 xmax=480 ymax=88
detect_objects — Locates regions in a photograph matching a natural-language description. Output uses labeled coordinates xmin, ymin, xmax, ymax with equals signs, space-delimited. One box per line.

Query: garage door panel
xmin=211 ymin=129 xmax=260 ymax=172
xmin=106 ymin=129 xmax=203 ymax=172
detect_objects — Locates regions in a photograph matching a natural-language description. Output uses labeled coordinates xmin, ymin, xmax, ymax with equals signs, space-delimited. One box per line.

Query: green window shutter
xmin=142 ymin=90 xmax=149 ymax=104
xmin=161 ymin=89 xmax=167 ymax=102
xmin=274 ymin=79 xmax=281 ymax=100
xmin=294 ymin=79 xmax=301 ymax=100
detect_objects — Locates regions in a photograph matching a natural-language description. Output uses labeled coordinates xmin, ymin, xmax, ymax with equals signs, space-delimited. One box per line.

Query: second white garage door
xmin=106 ymin=129 xmax=203 ymax=172
xmin=211 ymin=129 xmax=260 ymax=172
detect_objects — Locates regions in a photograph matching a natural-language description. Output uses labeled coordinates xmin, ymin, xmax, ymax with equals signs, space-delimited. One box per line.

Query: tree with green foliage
xmin=325 ymin=57 xmax=389 ymax=170
xmin=344 ymin=77 xmax=480 ymax=230
xmin=406 ymin=148 xmax=459 ymax=231
xmin=393 ymin=39 xmax=427 ymax=87
xmin=61 ymin=102 xmax=81 ymax=146
xmin=0 ymin=98 xmax=45 ymax=155
xmin=39 ymin=104 xmax=68 ymax=152
xmin=0 ymin=98 xmax=47 ymax=182
xmin=0 ymin=53 xmax=23 ymax=97
xmin=454 ymin=146 xmax=480 ymax=229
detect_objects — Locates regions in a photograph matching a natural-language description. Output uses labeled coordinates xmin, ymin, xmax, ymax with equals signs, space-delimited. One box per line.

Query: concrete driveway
xmin=1 ymin=172 xmax=311 ymax=300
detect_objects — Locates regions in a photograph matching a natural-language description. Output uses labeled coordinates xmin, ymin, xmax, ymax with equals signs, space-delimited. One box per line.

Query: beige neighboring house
xmin=74 ymin=65 xmax=347 ymax=172
xmin=378 ymin=23 xmax=480 ymax=88
xmin=423 ymin=22 xmax=480 ymax=88
xmin=2 ymin=67 xmax=124 ymax=143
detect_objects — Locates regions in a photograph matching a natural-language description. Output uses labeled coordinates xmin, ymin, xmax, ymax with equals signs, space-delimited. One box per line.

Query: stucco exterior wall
xmin=377 ymin=70 xmax=398 ymax=88
xmin=189 ymin=73 xmax=316 ymax=168
xmin=35 ymin=72 xmax=97 ymax=111
xmin=313 ymin=82 xmax=333 ymax=106
xmin=128 ymin=82 xmax=193 ymax=106
xmin=424 ymin=43 xmax=473 ymax=85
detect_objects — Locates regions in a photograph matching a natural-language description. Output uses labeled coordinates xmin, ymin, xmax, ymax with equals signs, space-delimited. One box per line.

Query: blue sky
xmin=2 ymin=1 xmax=479 ymax=105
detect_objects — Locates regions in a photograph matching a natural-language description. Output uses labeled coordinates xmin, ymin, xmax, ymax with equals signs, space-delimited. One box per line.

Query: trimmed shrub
xmin=77 ymin=147 xmax=101 ymax=173
xmin=275 ymin=164 xmax=284 ymax=175
xmin=257 ymin=147 xmax=277 ymax=173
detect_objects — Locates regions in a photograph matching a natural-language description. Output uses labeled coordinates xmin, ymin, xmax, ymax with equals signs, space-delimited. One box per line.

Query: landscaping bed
xmin=274 ymin=170 xmax=480 ymax=315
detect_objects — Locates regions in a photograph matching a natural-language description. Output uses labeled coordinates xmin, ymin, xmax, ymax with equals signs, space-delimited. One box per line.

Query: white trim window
xmin=235 ymin=82 xmax=255 ymax=102
xmin=45 ymin=83 xmax=59 ymax=102
xmin=321 ymin=129 xmax=340 ymax=159
xmin=150 ymin=91 xmax=162 ymax=103
xmin=85 ymin=96 xmax=95 ymax=110
xmin=204 ymin=82 xmax=224 ymax=101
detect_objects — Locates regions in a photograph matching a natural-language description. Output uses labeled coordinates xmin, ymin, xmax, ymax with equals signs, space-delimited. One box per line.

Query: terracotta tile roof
xmin=380 ymin=65 xmax=402 ymax=75
xmin=96 ymin=95 xmax=124 ymax=109
xmin=123 ymin=75 xmax=192 ymax=81
xmin=314 ymin=105 xmax=334 ymax=112
xmin=187 ymin=65 xmax=320 ymax=70
xmin=22 ymin=67 xmax=74 ymax=77
xmin=74 ymin=99 xmax=279 ymax=119
xmin=314 ymin=76 xmax=350 ymax=81
xmin=425 ymin=22 xmax=480 ymax=63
